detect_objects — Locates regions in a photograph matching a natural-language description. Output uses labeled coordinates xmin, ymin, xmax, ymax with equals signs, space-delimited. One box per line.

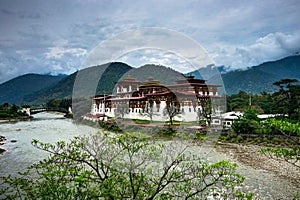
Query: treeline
xmin=0 ymin=103 xmax=28 ymax=119
xmin=227 ymin=79 xmax=300 ymax=120
xmin=46 ymin=99 xmax=72 ymax=112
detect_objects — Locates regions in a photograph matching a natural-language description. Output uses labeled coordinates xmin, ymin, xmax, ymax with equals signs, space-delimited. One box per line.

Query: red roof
xmin=166 ymin=83 xmax=220 ymax=87
xmin=145 ymin=91 xmax=171 ymax=96
xmin=109 ymin=96 xmax=147 ymax=101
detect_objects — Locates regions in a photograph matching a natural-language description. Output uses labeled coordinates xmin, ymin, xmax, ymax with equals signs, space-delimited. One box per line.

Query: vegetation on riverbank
xmin=0 ymin=103 xmax=29 ymax=120
xmin=2 ymin=77 xmax=298 ymax=199
xmin=0 ymin=132 xmax=253 ymax=199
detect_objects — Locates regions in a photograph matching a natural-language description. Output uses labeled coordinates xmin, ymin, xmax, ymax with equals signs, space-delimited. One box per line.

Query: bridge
xmin=30 ymin=108 xmax=50 ymax=115
xmin=22 ymin=106 xmax=70 ymax=116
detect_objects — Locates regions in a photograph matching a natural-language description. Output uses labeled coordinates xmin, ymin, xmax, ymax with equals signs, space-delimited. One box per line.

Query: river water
xmin=0 ymin=112 xmax=99 ymax=176
xmin=0 ymin=112 xmax=299 ymax=199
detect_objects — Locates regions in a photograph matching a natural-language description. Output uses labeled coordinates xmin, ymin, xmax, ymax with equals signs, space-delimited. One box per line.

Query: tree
xmin=114 ymin=101 xmax=130 ymax=119
xmin=272 ymin=79 xmax=300 ymax=120
xmin=227 ymin=90 xmax=250 ymax=111
xmin=141 ymin=101 xmax=157 ymax=122
xmin=197 ymin=98 xmax=212 ymax=125
xmin=163 ymin=101 xmax=181 ymax=126
xmin=59 ymin=98 xmax=72 ymax=111
xmin=0 ymin=132 xmax=251 ymax=199
xmin=259 ymin=119 xmax=300 ymax=169
xmin=231 ymin=109 xmax=260 ymax=134
xmin=227 ymin=91 xmax=275 ymax=114
xmin=46 ymin=99 xmax=61 ymax=109
xmin=1 ymin=102 xmax=10 ymax=111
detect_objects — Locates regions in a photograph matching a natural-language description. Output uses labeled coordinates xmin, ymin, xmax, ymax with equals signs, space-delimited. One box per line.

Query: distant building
xmin=211 ymin=111 xmax=280 ymax=128
xmin=21 ymin=105 xmax=31 ymax=116
xmin=88 ymin=75 xmax=222 ymax=122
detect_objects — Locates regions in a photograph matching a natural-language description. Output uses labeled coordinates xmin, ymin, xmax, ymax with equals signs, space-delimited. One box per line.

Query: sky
xmin=0 ymin=0 xmax=300 ymax=83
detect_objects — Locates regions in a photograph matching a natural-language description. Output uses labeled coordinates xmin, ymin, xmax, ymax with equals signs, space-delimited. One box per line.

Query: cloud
xmin=116 ymin=49 xmax=194 ymax=73
xmin=83 ymin=28 xmax=213 ymax=72
xmin=45 ymin=47 xmax=87 ymax=59
xmin=0 ymin=0 xmax=300 ymax=83
xmin=209 ymin=31 xmax=300 ymax=69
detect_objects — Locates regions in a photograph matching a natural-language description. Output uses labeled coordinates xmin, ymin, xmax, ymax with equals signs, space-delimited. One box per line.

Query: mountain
xmin=222 ymin=55 xmax=300 ymax=94
xmin=24 ymin=62 xmax=132 ymax=105
xmin=0 ymin=62 xmax=184 ymax=106
xmin=126 ymin=64 xmax=184 ymax=85
xmin=2 ymin=55 xmax=299 ymax=106
xmin=187 ymin=55 xmax=300 ymax=95
xmin=0 ymin=74 xmax=66 ymax=105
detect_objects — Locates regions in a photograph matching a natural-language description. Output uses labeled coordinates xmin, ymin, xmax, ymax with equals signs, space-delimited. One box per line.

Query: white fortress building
xmin=86 ymin=75 xmax=221 ymax=122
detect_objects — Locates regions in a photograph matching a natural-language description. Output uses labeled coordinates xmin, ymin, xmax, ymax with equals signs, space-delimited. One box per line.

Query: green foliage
xmin=158 ymin=127 xmax=177 ymax=136
xmin=24 ymin=62 xmax=132 ymax=106
xmin=0 ymin=74 xmax=65 ymax=105
xmin=243 ymin=109 xmax=259 ymax=121
xmin=99 ymin=121 xmax=123 ymax=133
xmin=272 ymin=79 xmax=300 ymax=120
xmin=0 ymin=103 xmax=28 ymax=119
xmin=0 ymin=132 xmax=251 ymax=199
xmin=163 ymin=101 xmax=181 ymax=126
xmin=197 ymin=98 xmax=212 ymax=125
xmin=259 ymin=119 xmax=300 ymax=168
xmin=227 ymin=78 xmax=300 ymax=119
xmin=223 ymin=55 xmax=300 ymax=95
xmin=231 ymin=109 xmax=261 ymax=134
xmin=262 ymin=118 xmax=300 ymax=137
xmin=132 ymin=119 xmax=150 ymax=124
xmin=46 ymin=98 xmax=72 ymax=113
xmin=227 ymin=90 xmax=275 ymax=113
xmin=127 ymin=64 xmax=183 ymax=85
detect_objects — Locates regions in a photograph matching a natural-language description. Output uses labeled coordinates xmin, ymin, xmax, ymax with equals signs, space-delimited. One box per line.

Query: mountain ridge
xmin=0 ymin=73 xmax=66 ymax=105
xmin=0 ymin=55 xmax=299 ymax=105
xmin=188 ymin=55 xmax=300 ymax=94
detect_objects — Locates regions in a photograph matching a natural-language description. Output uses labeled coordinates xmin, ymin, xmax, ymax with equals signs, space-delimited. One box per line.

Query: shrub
xmin=0 ymin=133 xmax=251 ymax=199
xmin=158 ymin=127 xmax=177 ymax=136
xmin=232 ymin=118 xmax=261 ymax=134
xmin=236 ymin=135 xmax=244 ymax=143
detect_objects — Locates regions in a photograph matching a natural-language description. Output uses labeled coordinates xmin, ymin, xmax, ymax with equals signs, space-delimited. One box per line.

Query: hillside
xmin=223 ymin=55 xmax=300 ymax=94
xmin=0 ymin=74 xmax=66 ymax=105
xmin=2 ymin=55 xmax=299 ymax=106
xmin=188 ymin=55 xmax=300 ymax=95
xmin=126 ymin=64 xmax=184 ymax=85
xmin=24 ymin=62 xmax=132 ymax=105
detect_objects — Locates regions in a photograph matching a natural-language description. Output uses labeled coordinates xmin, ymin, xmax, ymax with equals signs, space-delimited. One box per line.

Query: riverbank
xmin=2 ymin=115 xmax=299 ymax=199
xmin=215 ymin=142 xmax=300 ymax=199
xmin=0 ymin=116 xmax=32 ymax=123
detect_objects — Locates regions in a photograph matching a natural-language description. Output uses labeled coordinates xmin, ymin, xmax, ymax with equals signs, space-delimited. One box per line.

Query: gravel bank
xmin=214 ymin=143 xmax=300 ymax=199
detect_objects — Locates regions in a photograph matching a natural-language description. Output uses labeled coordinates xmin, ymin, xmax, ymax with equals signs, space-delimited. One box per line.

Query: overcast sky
xmin=0 ymin=0 xmax=300 ymax=83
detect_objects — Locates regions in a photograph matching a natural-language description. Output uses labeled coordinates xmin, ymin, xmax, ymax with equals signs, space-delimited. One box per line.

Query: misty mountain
xmin=187 ymin=55 xmax=300 ymax=95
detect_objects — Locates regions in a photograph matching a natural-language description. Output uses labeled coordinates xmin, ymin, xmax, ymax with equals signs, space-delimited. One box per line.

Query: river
xmin=0 ymin=112 xmax=299 ymax=199
xmin=0 ymin=112 xmax=99 ymax=176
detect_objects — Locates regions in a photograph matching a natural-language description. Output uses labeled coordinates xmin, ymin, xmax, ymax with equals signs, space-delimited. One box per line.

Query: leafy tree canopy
xmin=0 ymin=132 xmax=252 ymax=199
